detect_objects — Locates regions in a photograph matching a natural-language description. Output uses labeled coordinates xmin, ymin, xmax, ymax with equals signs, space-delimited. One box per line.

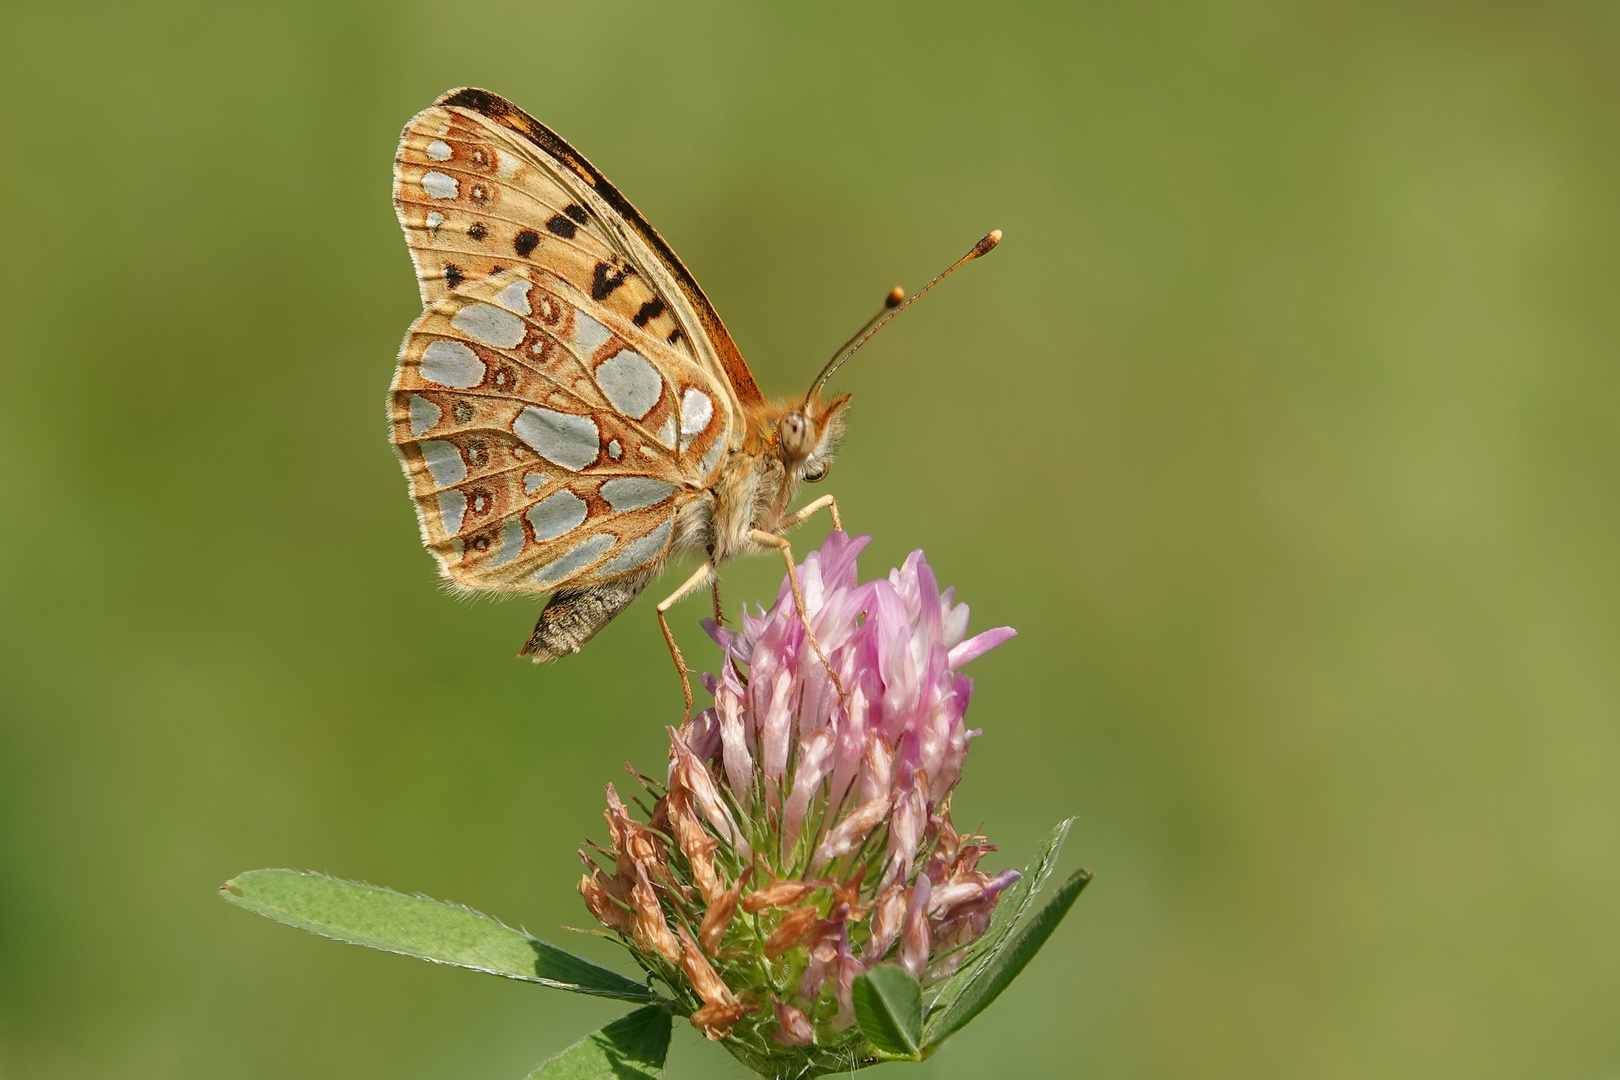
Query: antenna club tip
xmin=973 ymin=229 xmax=1003 ymax=257
xmin=885 ymin=285 xmax=906 ymax=307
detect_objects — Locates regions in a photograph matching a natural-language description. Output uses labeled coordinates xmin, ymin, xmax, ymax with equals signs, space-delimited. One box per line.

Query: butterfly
xmin=389 ymin=87 xmax=998 ymax=710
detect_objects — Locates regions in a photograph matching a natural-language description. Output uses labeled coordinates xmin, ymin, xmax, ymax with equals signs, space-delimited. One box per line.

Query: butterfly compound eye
xmin=778 ymin=412 xmax=815 ymax=460
xmin=804 ymin=462 xmax=830 ymax=483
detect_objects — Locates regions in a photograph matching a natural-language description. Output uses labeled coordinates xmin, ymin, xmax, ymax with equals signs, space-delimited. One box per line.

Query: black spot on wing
xmin=667 ymin=327 xmax=683 ymax=345
xmin=514 ymin=229 xmax=540 ymax=256
xmin=633 ymin=298 xmax=666 ymax=327
xmin=591 ymin=261 xmax=631 ymax=302
xmin=466 ymin=222 xmax=488 ymax=241
xmin=564 ymin=203 xmax=589 ymax=224
xmin=545 ymin=215 xmax=578 ymax=239
xmin=444 ymin=264 xmax=465 ymax=289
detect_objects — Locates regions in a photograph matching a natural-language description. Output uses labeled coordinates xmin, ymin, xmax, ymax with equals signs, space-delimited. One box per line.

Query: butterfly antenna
xmin=831 ymin=285 xmax=907 ymax=367
xmin=806 ymin=229 xmax=1002 ymax=403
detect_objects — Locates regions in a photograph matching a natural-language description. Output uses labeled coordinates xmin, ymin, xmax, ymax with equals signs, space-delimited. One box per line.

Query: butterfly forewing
xmin=392 ymin=94 xmax=755 ymax=431
xmin=391 ymin=263 xmax=730 ymax=594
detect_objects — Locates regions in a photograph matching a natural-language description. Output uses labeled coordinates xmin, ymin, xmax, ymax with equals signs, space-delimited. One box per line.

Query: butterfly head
xmin=770 ymin=393 xmax=851 ymax=485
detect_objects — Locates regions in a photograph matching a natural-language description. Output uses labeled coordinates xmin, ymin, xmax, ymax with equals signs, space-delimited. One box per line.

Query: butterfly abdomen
xmin=521 ymin=575 xmax=654 ymax=661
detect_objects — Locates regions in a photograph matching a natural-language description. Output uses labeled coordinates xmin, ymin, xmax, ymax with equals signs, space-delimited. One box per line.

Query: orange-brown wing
xmin=390 ymin=268 xmax=730 ymax=594
xmin=393 ymin=86 xmax=764 ymax=435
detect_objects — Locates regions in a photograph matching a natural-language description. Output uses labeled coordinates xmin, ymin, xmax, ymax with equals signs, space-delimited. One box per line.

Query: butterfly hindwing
xmin=390 ymin=268 xmax=730 ymax=594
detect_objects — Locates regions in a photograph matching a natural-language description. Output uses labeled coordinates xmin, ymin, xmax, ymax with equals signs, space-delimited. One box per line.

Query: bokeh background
xmin=3 ymin=2 xmax=1617 ymax=1077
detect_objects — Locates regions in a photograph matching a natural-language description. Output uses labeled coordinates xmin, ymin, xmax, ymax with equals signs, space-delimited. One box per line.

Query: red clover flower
xmin=579 ymin=532 xmax=1019 ymax=1071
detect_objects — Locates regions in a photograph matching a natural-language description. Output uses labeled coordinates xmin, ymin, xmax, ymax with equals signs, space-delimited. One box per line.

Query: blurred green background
xmin=2 ymin=1 xmax=1617 ymax=1077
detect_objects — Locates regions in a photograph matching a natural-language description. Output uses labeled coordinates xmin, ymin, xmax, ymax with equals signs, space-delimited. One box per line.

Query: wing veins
xmin=523 ymin=273 xmax=687 ymax=452
xmin=408 ymin=329 xmax=605 ymax=414
xmin=404 ymin=455 xmax=696 ymax=499
xmin=394 ymin=192 xmax=612 ymax=264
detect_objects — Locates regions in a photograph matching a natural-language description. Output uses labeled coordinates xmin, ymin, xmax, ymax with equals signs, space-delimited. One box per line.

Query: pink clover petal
xmin=941 ymin=594 xmax=970 ymax=649
xmin=833 ymin=936 xmax=863 ymax=1030
xmin=914 ymin=554 xmax=944 ymax=642
xmin=819 ymin=530 xmax=870 ymax=586
xmin=860 ymin=737 xmax=892 ymax=805
xmin=862 ymin=884 xmax=906 ymax=965
xmin=685 ymin=709 xmax=721 ymax=762
xmin=782 ymin=727 xmax=836 ymax=849
xmin=984 ymin=867 xmax=1023 ymax=899
xmin=821 ymin=686 xmax=868 ymax=824
xmin=701 ymin=618 xmax=753 ymax=662
xmin=797 ymin=936 xmax=838 ymax=1002
xmin=931 ymin=730 xmax=969 ymax=801
xmin=667 ymin=726 xmax=748 ymax=859
xmin=899 ymin=873 xmax=932 ymax=980
xmin=717 ymin=677 xmax=755 ymax=802
xmin=811 ymin=794 xmax=890 ymax=872
xmin=771 ymin=998 xmax=815 ymax=1046
xmin=926 ymin=877 xmax=988 ymax=918
xmin=883 ymin=766 xmax=926 ymax=885
xmin=758 ymin=667 xmax=795 ymax=793
xmin=947 ymin=626 xmax=1017 ymax=669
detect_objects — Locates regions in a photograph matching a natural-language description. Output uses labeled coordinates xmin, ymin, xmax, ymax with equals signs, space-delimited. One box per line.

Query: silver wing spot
xmin=422 ymin=171 xmax=458 ymax=199
xmin=571 ymin=311 xmax=611 ymax=355
xmin=494 ymin=279 xmax=532 ymax=315
xmin=532 ymin=533 xmax=616 ymax=588
xmin=512 ymin=407 xmax=599 ymax=471
xmin=598 ymin=518 xmax=673 ymax=577
xmin=595 ymin=348 xmax=662 ymax=420
xmin=419 ymin=340 xmax=484 ymax=388
xmin=451 ymin=303 xmax=525 ymax=349
xmin=489 ymin=518 xmax=525 ymax=567
xmin=408 ymin=394 xmax=441 ymax=437
xmin=436 ymin=489 xmax=467 ymax=536
xmin=680 ymin=388 xmax=713 ymax=439
xmin=418 ymin=440 xmax=467 ymax=486
xmin=527 ymin=489 xmax=588 ymax=541
xmin=600 ymin=477 xmax=675 ymax=512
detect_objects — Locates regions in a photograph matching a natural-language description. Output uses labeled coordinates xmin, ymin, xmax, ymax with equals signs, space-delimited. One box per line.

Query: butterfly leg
xmin=656 ymin=560 xmax=717 ymax=720
xmin=780 ymin=494 xmax=842 ymax=533
xmin=747 ymin=529 xmax=847 ymax=701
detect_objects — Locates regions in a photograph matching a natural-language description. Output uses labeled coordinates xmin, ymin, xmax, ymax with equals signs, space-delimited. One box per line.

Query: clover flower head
xmin=579 ymin=532 xmax=1018 ymax=1074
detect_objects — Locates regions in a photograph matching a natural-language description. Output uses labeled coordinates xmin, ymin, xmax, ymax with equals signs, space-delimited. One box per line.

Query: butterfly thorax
xmin=705 ymin=393 xmax=849 ymax=563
